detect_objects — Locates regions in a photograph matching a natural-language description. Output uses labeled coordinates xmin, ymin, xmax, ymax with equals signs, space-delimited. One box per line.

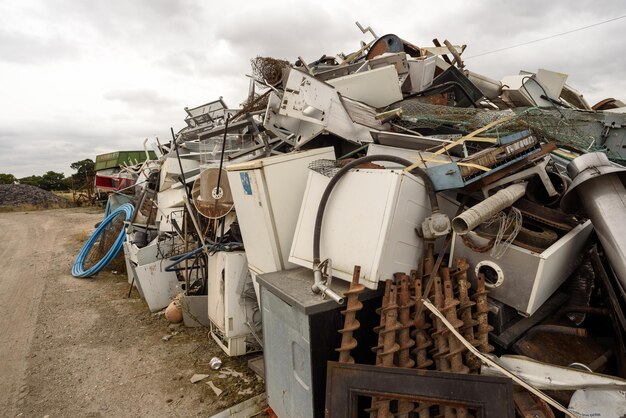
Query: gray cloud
xmin=215 ymin=5 xmax=357 ymax=63
xmin=0 ymin=28 xmax=81 ymax=65
xmin=1 ymin=0 xmax=625 ymax=179
xmin=104 ymin=88 xmax=178 ymax=110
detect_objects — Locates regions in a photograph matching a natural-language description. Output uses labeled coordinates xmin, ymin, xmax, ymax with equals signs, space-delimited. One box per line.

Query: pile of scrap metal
xmin=74 ymin=23 xmax=626 ymax=418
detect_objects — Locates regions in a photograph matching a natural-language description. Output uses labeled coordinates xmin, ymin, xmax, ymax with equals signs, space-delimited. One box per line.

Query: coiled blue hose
xmin=72 ymin=203 xmax=134 ymax=278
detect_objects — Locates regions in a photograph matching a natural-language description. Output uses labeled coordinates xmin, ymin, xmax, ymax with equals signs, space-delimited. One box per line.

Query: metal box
xmin=258 ymin=268 xmax=381 ymax=418
xmin=407 ymin=56 xmax=436 ymax=93
xmin=289 ymin=168 xmax=433 ymax=289
xmin=226 ymin=147 xmax=336 ymax=275
xmin=451 ymin=220 xmax=593 ymax=315
xmin=207 ymin=251 xmax=257 ymax=356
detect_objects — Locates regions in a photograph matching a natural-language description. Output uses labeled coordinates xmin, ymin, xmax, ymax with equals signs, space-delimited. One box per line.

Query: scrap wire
xmin=460 ymin=207 xmax=522 ymax=258
xmin=421 ymin=298 xmax=581 ymax=418
xmin=490 ymin=207 xmax=522 ymax=259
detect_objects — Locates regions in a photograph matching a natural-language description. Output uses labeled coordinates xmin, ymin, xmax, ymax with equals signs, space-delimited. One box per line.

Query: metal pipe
xmin=312 ymin=270 xmax=344 ymax=304
xmin=577 ymin=174 xmax=626 ymax=290
xmin=452 ymin=182 xmax=527 ymax=235
xmin=527 ymin=325 xmax=588 ymax=338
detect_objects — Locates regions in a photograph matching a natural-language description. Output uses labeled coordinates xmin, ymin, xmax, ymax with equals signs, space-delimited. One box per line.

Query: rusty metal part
xmin=396 ymin=273 xmax=416 ymax=369
xmin=513 ymin=197 xmax=579 ymax=232
xmin=473 ymin=274 xmax=494 ymax=354
xmin=370 ymin=280 xmax=392 ymax=418
xmin=514 ymin=221 xmax=559 ymax=250
xmin=366 ymin=34 xmax=421 ymax=60
xmin=336 ymin=266 xmax=365 ymax=363
xmin=513 ymin=386 xmax=555 ymax=418
xmin=423 ymin=241 xmax=435 ymax=278
xmin=442 ymin=269 xmax=470 ymax=418
xmin=412 ymin=278 xmax=433 ymax=370
xmin=325 ymin=361 xmax=515 ymax=418
xmin=527 ymin=325 xmax=588 ymax=338
xmin=380 ymin=286 xmax=401 ymax=367
xmin=370 ymin=281 xmax=400 ymax=418
xmin=377 ymin=285 xmax=400 ymax=418
xmin=441 ymin=269 xmax=468 ymax=375
xmin=461 ymin=233 xmax=495 ymax=253
xmin=453 ymin=259 xmax=481 ymax=373
xmin=430 ymin=276 xmax=451 ymax=372
xmin=411 ymin=277 xmax=433 ymax=418
xmin=373 ymin=280 xmax=393 ymax=364
xmin=395 ymin=273 xmax=416 ymax=418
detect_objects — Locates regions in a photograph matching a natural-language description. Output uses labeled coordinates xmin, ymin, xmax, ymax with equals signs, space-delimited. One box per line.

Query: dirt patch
xmin=1 ymin=208 xmax=264 ymax=417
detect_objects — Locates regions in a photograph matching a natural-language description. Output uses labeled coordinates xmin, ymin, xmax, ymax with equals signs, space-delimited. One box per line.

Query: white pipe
xmin=452 ymin=182 xmax=527 ymax=235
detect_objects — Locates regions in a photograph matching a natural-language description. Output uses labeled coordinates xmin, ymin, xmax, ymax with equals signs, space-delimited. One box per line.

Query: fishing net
xmin=393 ymin=100 xmax=622 ymax=161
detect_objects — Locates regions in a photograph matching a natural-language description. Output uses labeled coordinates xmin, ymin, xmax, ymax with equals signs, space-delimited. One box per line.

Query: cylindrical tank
xmin=561 ymin=152 xmax=626 ymax=288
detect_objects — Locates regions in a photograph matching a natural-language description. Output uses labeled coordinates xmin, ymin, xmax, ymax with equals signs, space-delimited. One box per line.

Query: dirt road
xmin=0 ymin=208 xmax=262 ymax=417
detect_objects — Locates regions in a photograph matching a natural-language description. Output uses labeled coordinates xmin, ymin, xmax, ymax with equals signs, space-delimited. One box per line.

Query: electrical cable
xmin=466 ymin=15 xmax=626 ymax=59
xmin=72 ymin=203 xmax=134 ymax=278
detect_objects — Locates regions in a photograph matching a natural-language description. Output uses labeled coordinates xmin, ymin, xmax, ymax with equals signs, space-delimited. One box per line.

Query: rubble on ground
xmin=0 ymin=184 xmax=73 ymax=209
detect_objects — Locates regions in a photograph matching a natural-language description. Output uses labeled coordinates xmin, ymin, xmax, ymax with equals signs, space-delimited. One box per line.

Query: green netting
xmin=394 ymin=100 xmax=622 ymax=161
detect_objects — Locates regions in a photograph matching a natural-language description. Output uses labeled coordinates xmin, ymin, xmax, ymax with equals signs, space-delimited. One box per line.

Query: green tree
xmin=70 ymin=159 xmax=95 ymax=182
xmin=19 ymin=175 xmax=43 ymax=188
xmin=0 ymin=173 xmax=16 ymax=184
xmin=40 ymin=171 xmax=67 ymax=191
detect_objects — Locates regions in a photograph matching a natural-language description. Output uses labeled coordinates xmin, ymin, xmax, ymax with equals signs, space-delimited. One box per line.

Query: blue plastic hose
xmin=72 ymin=203 xmax=134 ymax=278
xmin=104 ymin=198 xmax=111 ymax=218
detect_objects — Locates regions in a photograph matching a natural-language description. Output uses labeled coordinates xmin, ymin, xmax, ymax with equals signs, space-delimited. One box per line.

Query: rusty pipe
xmin=527 ymin=325 xmax=588 ymax=338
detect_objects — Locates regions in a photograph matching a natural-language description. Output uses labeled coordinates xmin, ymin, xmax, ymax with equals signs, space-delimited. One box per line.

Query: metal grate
xmin=308 ymin=159 xmax=343 ymax=178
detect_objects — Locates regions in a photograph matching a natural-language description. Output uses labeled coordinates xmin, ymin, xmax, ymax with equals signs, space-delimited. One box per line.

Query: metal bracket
xmin=318 ymin=258 xmax=333 ymax=298
xmin=482 ymin=156 xmax=557 ymax=198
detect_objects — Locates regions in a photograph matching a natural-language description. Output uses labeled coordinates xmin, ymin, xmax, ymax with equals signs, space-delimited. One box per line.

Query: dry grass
xmin=51 ymin=191 xmax=74 ymax=201
xmin=69 ymin=230 xmax=92 ymax=245
xmin=0 ymin=202 xmax=71 ymax=213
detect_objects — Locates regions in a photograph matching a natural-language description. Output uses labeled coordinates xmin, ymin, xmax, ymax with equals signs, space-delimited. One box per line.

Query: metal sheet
xmin=326 ymin=65 xmax=403 ymax=108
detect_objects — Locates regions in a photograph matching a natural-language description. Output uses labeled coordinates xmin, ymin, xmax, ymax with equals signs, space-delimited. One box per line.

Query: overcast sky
xmin=0 ymin=0 xmax=624 ymax=178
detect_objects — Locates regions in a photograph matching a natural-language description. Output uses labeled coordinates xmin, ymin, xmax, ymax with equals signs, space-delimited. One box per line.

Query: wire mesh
xmin=395 ymin=100 xmax=623 ymax=161
xmin=308 ymin=159 xmax=343 ymax=178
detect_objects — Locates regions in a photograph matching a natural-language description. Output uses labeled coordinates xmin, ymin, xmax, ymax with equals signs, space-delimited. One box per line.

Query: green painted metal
xmin=95 ymin=150 xmax=156 ymax=171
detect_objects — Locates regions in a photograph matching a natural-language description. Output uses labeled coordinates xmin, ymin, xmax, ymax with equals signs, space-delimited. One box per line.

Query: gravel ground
xmin=0 ymin=207 xmax=264 ymax=417
xmin=0 ymin=184 xmax=74 ymax=209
